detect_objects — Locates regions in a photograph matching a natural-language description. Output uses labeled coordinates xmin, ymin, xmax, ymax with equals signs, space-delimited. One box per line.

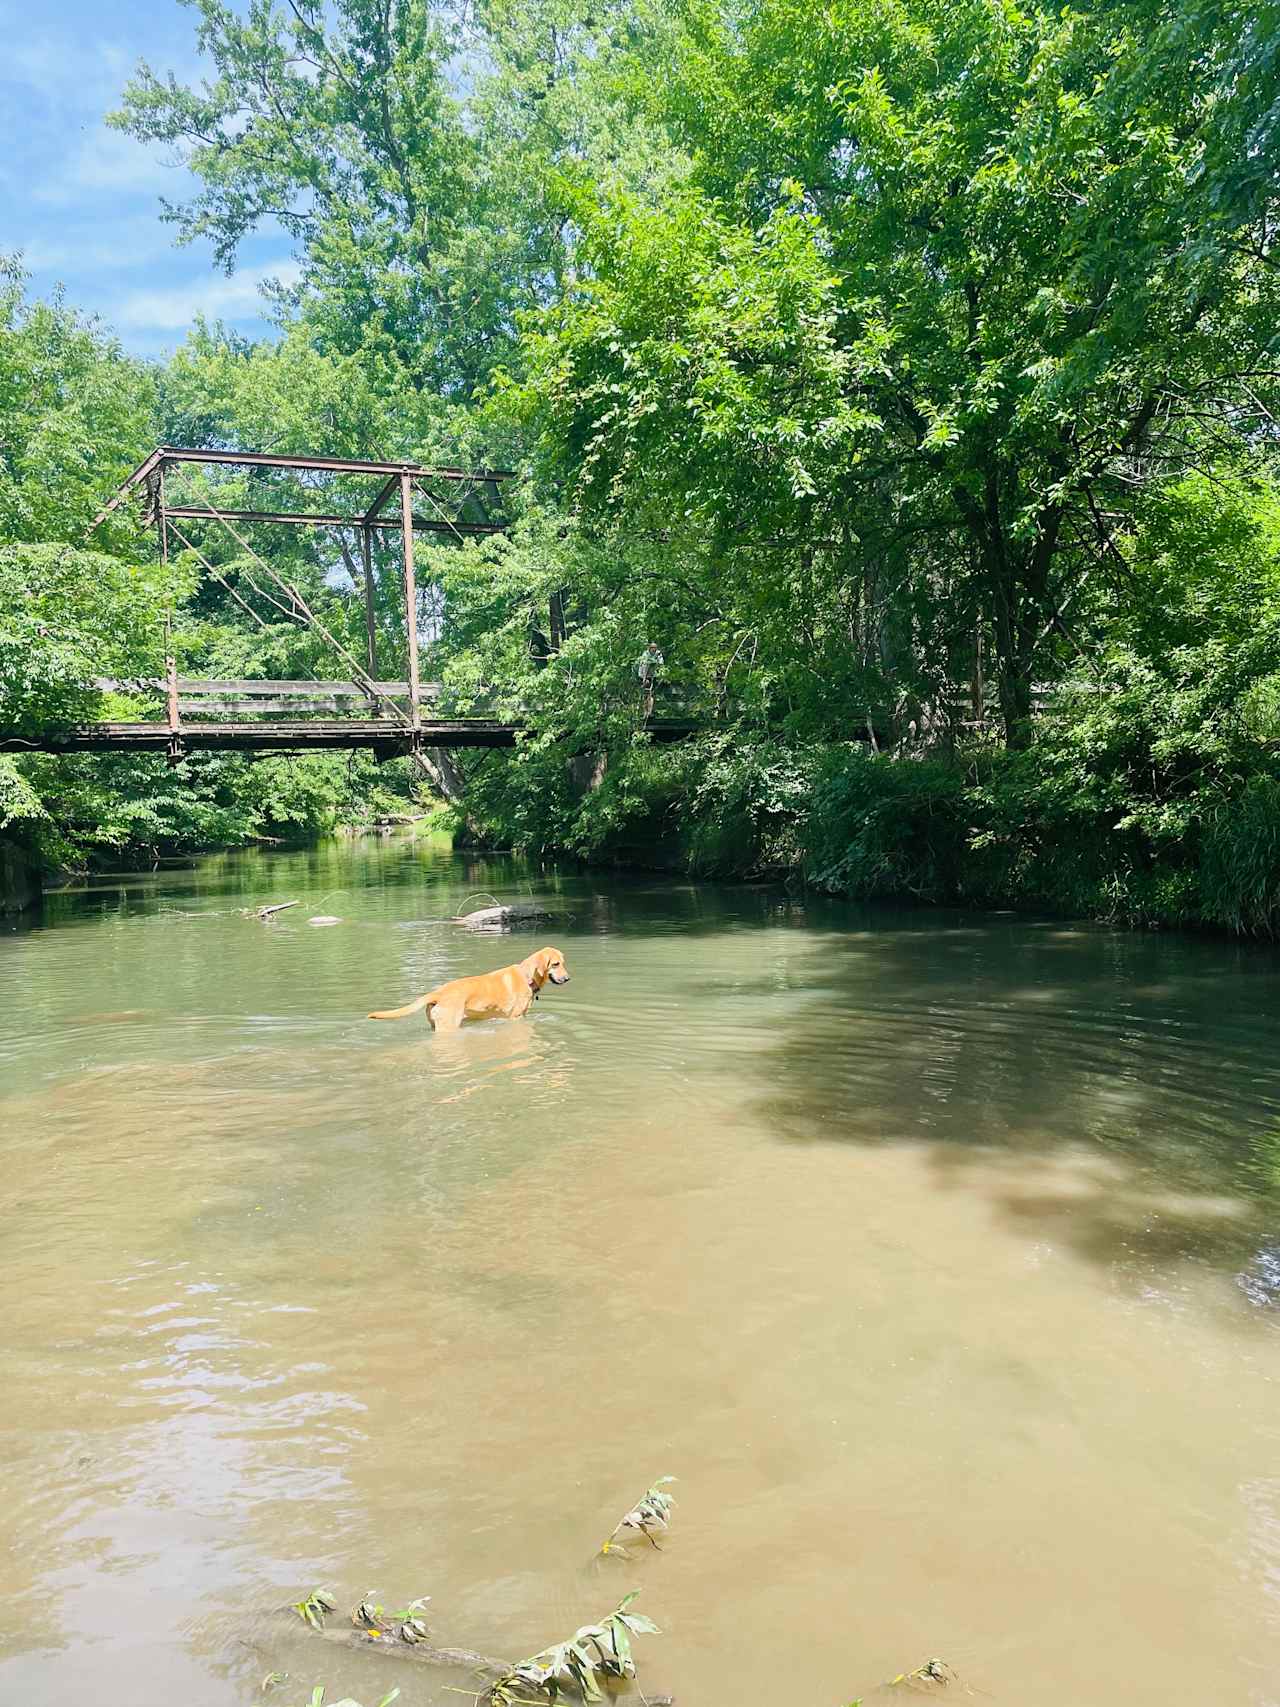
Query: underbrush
xmin=4 ymin=749 xmax=417 ymax=874
xmin=454 ymin=469 xmax=1280 ymax=935
xmin=461 ymin=706 xmax=1280 ymax=936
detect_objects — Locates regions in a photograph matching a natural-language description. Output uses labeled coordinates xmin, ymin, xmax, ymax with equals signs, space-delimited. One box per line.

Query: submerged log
xmin=302 ymin=1617 xmax=509 ymax=1675
xmin=289 ymin=1612 xmax=674 ymax=1702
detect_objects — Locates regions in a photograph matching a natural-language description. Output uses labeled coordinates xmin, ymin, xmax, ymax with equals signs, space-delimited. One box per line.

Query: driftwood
xmin=300 ymin=1617 xmax=509 ymax=1675
xmin=246 ymin=900 xmax=300 ymax=921
xmin=288 ymin=1610 xmax=674 ymax=1703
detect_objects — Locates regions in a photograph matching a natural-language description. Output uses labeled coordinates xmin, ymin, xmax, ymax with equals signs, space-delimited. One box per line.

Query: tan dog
xmin=368 ymin=947 xmax=570 ymax=1032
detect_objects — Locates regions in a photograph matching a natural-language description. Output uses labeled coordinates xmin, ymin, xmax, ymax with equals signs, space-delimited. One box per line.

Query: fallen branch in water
xmin=481 ymin=1592 xmax=662 ymax=1707
xmin=284 ymin=1590 xmax=508 ymax=1676
xmin=244 ymin=900 xmax=300 ymax=921
xmin=306 ymin=1619 xmax=511 ymax=1676
xmin=450 ymin=891 xmax=563 ymax=931
xmin=295 ymin=1614 xmax=675 ymax=1701
xmin=282 ymin=1590 xmax=673 ymax=1703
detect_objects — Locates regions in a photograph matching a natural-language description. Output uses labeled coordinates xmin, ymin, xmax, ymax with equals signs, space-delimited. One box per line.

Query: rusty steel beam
xmin=96 ymin=677 xmax=425 ymax=695
xmin=155 ymin=445 xmax=513 ymax=480
xmin=400 ymin=471 xmax=422 ymax=731
xmin=0 ymin=720 xmax=518 ymax=754
xmin=88 ymin=447 xmax=512 ymax=537
xmin=362 ymin=475 xmax=402 ymax=523
xmin=86 ymin=448 xmax=167 ymax=534
xmin=162 ymin=505 xmax=502 ymax=534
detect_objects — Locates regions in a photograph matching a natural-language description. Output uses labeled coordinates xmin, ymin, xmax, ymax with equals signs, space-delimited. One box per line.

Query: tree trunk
xmin=0 ymin=836 xmax=42 ymax=916
xmin=954 ymin=473 xmax=1059 ymax=750
xmin=412 ymin=745 xmax=466 ymax=803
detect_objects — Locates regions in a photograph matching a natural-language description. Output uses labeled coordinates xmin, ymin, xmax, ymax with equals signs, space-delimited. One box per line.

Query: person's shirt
xmin=637 ymin=648 xmax=664 ymax=680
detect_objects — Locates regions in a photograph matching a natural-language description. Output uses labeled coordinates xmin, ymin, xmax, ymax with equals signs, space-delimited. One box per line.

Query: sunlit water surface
xmin=2 ymin=834 xmax=1280 ymax=1707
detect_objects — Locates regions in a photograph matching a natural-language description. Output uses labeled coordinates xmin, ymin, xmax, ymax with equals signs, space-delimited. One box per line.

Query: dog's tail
xmin=367 ymin=991 xmax=437 ymax=1021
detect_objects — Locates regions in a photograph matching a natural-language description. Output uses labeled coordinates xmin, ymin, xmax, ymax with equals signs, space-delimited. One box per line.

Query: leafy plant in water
xmin=889 ymin=1658 xmax=957 ymax=1691
xmin=484 ymin=1592 xmax=659 ymax=1705
xmin=600 ymin=1477 xmax=675 ymax=1555
xmin=349 ymin=1591 xmax=431 ymax=1641
xmin=350 ymin=1591 xmax=384 ymax=1631
xmin=292 ymin=1587 xmax=338 ymax=1630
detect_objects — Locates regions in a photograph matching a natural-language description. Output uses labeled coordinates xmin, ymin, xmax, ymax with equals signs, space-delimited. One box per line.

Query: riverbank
xmin=14 ymin=696 xmax=1280 ymax=940
xmin=457 ymin=719 xmax=1280 ymax=938
xmin=0 ymin=748 xmax=421 ymax=909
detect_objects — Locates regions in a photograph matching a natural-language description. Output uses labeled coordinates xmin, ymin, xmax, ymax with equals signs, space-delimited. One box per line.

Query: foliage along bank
xmin=4 ymin=0 xmax=1280 ymax=932
xmin=452 ymin=472 xmax=1280 ymax=936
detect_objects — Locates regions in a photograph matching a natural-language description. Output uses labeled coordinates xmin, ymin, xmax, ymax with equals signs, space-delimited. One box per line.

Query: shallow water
xmin=3 ymin=834 xmax=1280 ymax=1707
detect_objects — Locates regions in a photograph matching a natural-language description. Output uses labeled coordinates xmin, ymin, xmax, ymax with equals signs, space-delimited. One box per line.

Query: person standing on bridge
xmin=636 ymin=641 xmax=664 ymax=719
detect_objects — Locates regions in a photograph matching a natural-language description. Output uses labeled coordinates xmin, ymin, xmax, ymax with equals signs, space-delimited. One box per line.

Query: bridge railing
xmin=96 ymin=677 xmax=445 ymax=719
xmin=96 ymin=677 xmax=1089 ymax=723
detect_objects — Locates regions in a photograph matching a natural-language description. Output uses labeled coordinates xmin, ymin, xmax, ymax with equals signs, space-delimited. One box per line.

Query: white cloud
xmin=2 ymin=29 xmax=198 ymax=110
xmin=111 ymin=258 xmax=303 ymax=330
xmin=33 ymin=128 xmax=187 ymax=206
xmin=3 ymin=36 xmax=117 ymax=105
xmin=20 ymin=215 xmax=173 ymax=273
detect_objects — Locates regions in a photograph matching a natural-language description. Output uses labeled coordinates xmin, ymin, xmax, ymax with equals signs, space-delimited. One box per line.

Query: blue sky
xmin=1 ymin=0 xmax=295 ymax=356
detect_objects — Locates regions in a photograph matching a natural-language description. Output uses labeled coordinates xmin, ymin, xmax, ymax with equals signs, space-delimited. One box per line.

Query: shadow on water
xmin=724 ymin=900 xmax=1280 ymax=1292
xmin=13 ymin=836 xmax=1280 ymax=1295
xmin=6 ymin=837 xmax=1280 ymax=1707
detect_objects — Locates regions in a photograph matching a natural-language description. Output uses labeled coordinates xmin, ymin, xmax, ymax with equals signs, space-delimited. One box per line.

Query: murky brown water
xmin=3 ymin=833 xmax=1280 ymax=1707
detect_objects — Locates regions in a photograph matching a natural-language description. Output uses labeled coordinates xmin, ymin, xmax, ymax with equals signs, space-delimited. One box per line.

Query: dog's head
xmin=526 ymin=947 xmax=570 ymax=989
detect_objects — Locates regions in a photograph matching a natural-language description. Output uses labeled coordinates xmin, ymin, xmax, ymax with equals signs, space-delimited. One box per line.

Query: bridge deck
xmin=0 ymin=719 xmax=698 ymax=756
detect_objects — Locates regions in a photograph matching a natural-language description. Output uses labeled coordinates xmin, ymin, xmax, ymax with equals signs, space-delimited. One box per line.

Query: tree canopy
xmin=4 ymin=0 xmax=1280 ymax=926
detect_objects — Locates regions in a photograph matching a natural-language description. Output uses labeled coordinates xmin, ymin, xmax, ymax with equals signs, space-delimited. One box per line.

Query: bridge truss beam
xmin=84 ymin=446 xmax=517 ymax=795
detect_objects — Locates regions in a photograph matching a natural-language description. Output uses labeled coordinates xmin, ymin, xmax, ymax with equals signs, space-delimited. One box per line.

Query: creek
xmin=2 ymin=833 xmax=1279 ymax=1706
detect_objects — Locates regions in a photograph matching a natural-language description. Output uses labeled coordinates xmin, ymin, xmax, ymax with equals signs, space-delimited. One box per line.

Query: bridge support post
xmin=160 ymin=475 xmax=184 ymax=764
xmin=400 ymin=473 xmax=421 ymax=734
xmin=164 ymin=647 xmax=185 ymax=765
xmin=361 ymin=524 xmax=379 ymax=711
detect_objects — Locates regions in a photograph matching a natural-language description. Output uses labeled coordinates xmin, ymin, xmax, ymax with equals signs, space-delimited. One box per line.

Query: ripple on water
xmin=3 ymin=848 xmax=1280 ymax=1707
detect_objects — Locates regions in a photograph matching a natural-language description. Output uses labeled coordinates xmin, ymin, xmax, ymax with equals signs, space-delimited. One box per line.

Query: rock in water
xmin=458 ymin=902 xmax=552 ymax=930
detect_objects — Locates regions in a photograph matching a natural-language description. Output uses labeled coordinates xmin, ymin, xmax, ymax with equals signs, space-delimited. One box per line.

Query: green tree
xmin=0 ymin=544 xmax=173 ymax=735
xmin=0 ymin=255 xmax=155 ymax=550
xmin=114 ymin=0 xmax=671 ymax=400
xmin=519 ymin=0 xmax=1280 ymax=740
